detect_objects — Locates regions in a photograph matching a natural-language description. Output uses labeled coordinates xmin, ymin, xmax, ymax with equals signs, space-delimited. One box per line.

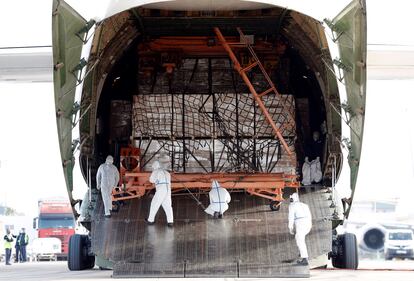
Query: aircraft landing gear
xmin=68 ymin=234 xmax=95 ymax=270
xmin=330 ymin=233 xmax=359 ymax=269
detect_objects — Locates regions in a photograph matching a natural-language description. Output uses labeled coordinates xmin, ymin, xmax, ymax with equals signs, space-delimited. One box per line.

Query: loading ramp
xmin=91 ymin=188 xmax=331 ymax=278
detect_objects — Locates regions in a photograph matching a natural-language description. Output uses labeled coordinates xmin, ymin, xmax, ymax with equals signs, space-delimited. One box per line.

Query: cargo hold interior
xmin=79 ymin=7 xmax=342 ymax=180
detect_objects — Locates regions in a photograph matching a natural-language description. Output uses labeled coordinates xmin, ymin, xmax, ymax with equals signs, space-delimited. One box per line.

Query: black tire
xmin=331 ymin=252 xmax=343 ymax=268
xmin=332 ymin=233 xmax=359 ymax=269
xmin=68 ymin=234 xmax=95 ymax=270
xmin=86 ymin=255 xmax=95 ymax=269
xmin=269 ymin=201 xmax=281 ymax=211
xmin=342 ymin=233 xmax=358 ymax=269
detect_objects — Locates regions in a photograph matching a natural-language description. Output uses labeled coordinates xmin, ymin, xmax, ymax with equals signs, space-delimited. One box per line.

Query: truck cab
xmin=33 ymin=199 xmax=75 ymax=258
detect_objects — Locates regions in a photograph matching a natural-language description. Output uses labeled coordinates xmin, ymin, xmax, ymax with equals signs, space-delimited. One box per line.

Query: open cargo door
xmin=52 ymin=0 xmax=87 ymax=205
xmin=326 ymin=0 xmax=367 ymax=207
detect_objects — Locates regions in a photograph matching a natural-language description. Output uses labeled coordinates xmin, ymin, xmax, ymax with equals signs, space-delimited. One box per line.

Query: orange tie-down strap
xmin=112 ymin=172 xmax=299 ymax=202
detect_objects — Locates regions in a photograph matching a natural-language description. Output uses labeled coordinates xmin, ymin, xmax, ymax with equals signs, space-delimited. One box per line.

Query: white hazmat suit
xmin=310 ymin=157 xmax=322 ymax=183
xmin=204 ymin=180 xmax=231 ymax=217
xmin=288 ymin=193 xmax=312 ymax=262
xmin=96 ymin=155 xmax=120 ymax=216
xmin=301 ymin=157 xmax=311 ymax=186
xmin=147 ymin=161 xmax=174 ymax=224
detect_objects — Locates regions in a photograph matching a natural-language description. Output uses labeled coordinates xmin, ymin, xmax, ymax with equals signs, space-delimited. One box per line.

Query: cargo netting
xmin=133 ymin=58 xmax=296 ymax=173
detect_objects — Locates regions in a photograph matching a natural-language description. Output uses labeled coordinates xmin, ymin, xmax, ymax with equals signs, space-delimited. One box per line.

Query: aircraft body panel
xmin=66 ymin=0 xmax=350 ymax=23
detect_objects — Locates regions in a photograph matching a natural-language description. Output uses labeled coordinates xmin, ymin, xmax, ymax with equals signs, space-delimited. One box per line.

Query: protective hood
xmin=290 ymin=192 xmax=300 ymax=202
xmin=152 ymin=161 xmax=161 ymax=170
xmin=105 ymin=155 xmax=114 ymax=164
xmin=212 ymin=180 xmax=220 ymax=189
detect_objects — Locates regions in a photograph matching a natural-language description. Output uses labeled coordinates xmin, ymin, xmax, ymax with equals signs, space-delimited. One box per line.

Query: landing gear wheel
xmin=269 ymin=201 xmax=281 ymax=211
xmin=331 ymin=233 xmax=359 ymax=269
xmin=68 ymin=234 xmax=95 ymax=270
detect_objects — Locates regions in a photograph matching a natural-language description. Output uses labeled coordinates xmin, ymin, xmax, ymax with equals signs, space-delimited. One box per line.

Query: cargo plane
xmin=48 ymin=0 xmax=368 ymax=277
xmin=1 ymin=0 xmax=369 ymax=277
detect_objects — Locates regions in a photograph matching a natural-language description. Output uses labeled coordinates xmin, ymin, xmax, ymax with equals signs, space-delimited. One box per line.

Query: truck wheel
xmin=68 ymin=234 xmax=95 ymax=270
xmin=332 ymin=233 xmax=359 ymax=269
xmin=269 ymin=201 xmax=281 ymax=211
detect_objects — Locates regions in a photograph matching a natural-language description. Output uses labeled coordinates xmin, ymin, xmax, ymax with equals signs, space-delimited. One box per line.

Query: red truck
xmin=33 ymin=199 xmax=75 ymax=259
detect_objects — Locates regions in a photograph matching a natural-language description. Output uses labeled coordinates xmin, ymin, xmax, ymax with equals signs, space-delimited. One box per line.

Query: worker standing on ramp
xmin=205 ymin=180 xmax=231 ymax=218
xmin=146 ymin=161 xmax=174 ymax=227
xmin=96 ymin=155 xmax=120 ymax=218
xmin=288 ymin=192 xmax=312 ymax=266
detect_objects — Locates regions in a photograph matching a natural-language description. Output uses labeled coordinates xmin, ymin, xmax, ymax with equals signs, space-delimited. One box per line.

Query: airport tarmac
xmin=0 ymin=260 xmax=413 ymax=281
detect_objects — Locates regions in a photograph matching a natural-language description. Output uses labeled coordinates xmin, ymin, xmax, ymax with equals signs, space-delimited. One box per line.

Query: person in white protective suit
xmin=301 ymin=157 xmax=311 ymax=186
xmin=204 ymin=180 xmax=231 ymax=218
xmin=146 ymin=161 xmax=174 ymax=227
xmin=96 ymin=155 xmax=120 ymax=218
xmin=288 ymin=193 xmax=312 ymax=266
xmin=310 ymin=156 xmax=322 ymax=183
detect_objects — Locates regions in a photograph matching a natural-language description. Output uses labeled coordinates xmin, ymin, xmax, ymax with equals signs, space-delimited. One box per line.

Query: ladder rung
xmin=227 ymin=42 xmax=246 ymax=46
xmin=258 ymin=87 xmax=274 ymax=97
xmin=241 ymin=62 xmax=259 ymax=73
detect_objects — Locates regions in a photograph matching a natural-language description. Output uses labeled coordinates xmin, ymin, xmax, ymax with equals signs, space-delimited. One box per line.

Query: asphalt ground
xmin=0 ymin=260 xmax=413 ymax=281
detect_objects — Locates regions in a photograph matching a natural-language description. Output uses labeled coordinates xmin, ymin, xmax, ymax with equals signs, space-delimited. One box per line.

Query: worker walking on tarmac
xmin=96 ymin=155 xmax=120 ymax=218
xmin=145 ymin=161 xmax=174 ymax=227
xmin=288 ymin=192 xmax=312 ymax=266
xmin=17 ymin=228 xmax=29 ymax=262
xmin=14 ymin=234 xmax=21 ymax=263
xmin=3 ymin=228 xmax=16 ymax=265
xmin=204 ymin=180 xmax=231 ymax=218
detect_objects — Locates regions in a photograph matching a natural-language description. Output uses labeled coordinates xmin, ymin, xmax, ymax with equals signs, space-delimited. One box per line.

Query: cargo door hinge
xmin=71 ymin=58 xmax=88 ymax=83
xmin=340 ymin=101 xmax=355 ymax=124
xmin=76 ymin=19 xmax=96 ymax=43
xmin=323 ymin=18 xmax=346 ymax=42
xmin=72 ymin=138 xmax=80 ymax=153
xmin=333 ymin=58 xmax=352 ymax=82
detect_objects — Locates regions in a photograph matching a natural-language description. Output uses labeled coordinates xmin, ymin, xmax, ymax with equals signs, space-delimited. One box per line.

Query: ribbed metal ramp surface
xmin=91 ymin=188 xmax=331 ymax=278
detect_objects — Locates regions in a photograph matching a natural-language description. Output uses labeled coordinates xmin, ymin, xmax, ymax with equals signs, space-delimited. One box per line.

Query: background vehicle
xmin=29 ymin=237 xmax=62 ymax=261
xmin=33 ymin=198 xmax=75 ymax=260
xmin=384 ymin=229 xmax=414 ymax=260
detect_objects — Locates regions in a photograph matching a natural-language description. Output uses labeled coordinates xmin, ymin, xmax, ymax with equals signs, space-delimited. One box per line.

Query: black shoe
xmin=213 ymin=212 xmax=220 ymax=219
xmin=145 ymin=218 xmax=155 ymax=225
xmin=104 ymin=214 xmax=111 ymax=218
xmin=6 ymin=263 xmax=12 ymax=265
xmin=167 ymin=223 xmax=174 ymax=227
xmin=295 ymin=258 xmax=309 ymax=266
